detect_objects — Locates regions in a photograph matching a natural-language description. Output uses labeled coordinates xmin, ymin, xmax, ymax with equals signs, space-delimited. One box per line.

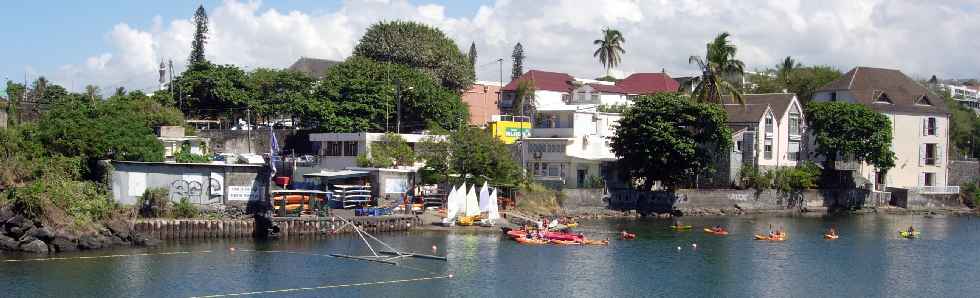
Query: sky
xmin=1 ymin=0 xmax=978 ymax=94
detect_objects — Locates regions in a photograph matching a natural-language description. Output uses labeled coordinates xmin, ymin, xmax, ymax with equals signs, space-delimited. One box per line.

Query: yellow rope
xmin=189 ymin=274 xmax=454 ymax=298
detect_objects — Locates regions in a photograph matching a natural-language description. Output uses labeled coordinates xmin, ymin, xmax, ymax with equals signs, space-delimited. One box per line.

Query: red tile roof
xmin=501 ymin=70 xmax=574 ymax=92
xmin=615 ymin=73 xmax=680 ymax=95
xmin=587 ymin=83 xmax=626 ymax=94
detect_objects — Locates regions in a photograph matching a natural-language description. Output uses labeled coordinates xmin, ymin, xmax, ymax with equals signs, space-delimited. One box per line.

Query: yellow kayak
xmin=670 ymin=225 xmax=693 ymax=230
xmin=754 ymin=234 xmax=787 ymax=241
xmin=899 ymin=231 xmax=920 ymax=239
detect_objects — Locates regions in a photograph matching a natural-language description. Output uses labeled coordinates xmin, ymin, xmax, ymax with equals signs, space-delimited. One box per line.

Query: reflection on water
xmin=2 ymin=215 xmax=980 ymax=297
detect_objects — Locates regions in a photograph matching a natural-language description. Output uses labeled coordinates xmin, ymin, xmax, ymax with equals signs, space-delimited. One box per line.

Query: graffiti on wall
xmin=169 ymin=178 xmax=223 ymax=205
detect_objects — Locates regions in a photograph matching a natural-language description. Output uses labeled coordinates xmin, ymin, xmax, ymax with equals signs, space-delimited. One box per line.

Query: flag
xmin=269 ymin=128 xmax=279 ymax=177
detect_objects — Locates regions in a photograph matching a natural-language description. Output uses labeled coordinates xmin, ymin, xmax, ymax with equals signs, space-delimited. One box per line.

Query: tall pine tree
xmin=189 ymin=5 xmax=209 ymax=65
xmin=511 ymin=42 xmax=525 ymax=81
xmin=468 ymin=42 xmax=477 ymax=78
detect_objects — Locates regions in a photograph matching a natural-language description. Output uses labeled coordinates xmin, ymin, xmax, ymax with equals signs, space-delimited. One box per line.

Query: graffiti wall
xmin=111 ymin=161 xmax=267 ymax=206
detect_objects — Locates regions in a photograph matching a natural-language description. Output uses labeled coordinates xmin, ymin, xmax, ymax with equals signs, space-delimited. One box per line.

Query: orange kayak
xmin=514 ymin=237 xmax=548 ymax=245
xmin=754 ymin=234 xmax=787 ymax=241
xmin=824 ymin=234 xmax=839 ymax=240
xmin=549 ymin=239 xmax=581 ymax=245
xmin=581 ymin=239 xmax=609 ymax=245
xmin=704 ymin=228 xmax=729 ymax=236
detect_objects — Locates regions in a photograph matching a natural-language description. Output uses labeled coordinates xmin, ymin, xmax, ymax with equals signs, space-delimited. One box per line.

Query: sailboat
xmin=482 ymin=188 xmax=500 ymax=226
xmin=458 ymin=184 xmax=482 ymax=225
xmin=478 ymin=181 xmax=491 ymax=213
xmin=442 ymin=185 xmax=460 ymax=225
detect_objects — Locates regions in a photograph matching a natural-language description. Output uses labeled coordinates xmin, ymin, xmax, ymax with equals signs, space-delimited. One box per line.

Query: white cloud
xmin=48 ymin=0 xmax=980 ymax=92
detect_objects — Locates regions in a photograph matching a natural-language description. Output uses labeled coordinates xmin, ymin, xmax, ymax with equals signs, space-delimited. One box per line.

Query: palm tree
xmin=513 ymin=79 xmax=536 ymax=117
xmin=84 ymin=85 xmax=101 ymax=103
xmin=688 ymin=32 xmax=746 ymax=104
xmin=593 ymin=28 xmax=625 ymax=77
xmin=778 ymin=56 xmax=800 ymax=77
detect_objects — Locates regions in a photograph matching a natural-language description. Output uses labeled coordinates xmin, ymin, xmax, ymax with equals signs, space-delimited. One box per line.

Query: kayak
xmin=824 ymin=234 xmax=839 ymax=240
xmin=544 ymin=232 xmax=584 ymax=241
xmin=549 ymin=239 xmax=581 ymax=245
xmin=671 ymin=225 xmax=693 ymax=230
xmin=581 ymin=239 xmax=609 ymax=245
xmin=506 ymin=230 xmax=527 ymax=239
xmin=565 ymin=223 xmax=578 ymax=228
xmin=621 ymin=233 xmax=636 ymax=240
xmin=754 ymin=234 xmax=787 ymax=241
xmin=704 ymin=228 xmax=729 ymax=236
xmin=514 ymin=237 xmax=548 ymax=245
xmin=899 ymin=231 xmax=921 ymax=239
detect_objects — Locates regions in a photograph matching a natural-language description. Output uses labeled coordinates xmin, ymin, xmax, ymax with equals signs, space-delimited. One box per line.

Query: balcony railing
xmin=531 ymin=127 xmax=574 ymax=138
xmin=912 ymin=186 xmax=961 ymax=194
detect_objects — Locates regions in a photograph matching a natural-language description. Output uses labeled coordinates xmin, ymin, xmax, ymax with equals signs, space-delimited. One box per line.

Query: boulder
xmin=78 ymin=234 xmax=107 ymax=250
xmin=110 ymin=235 xmax=128 ymax=246
xmin=132 ymin=234 xmax=161 ymax=247
xmin=50 ymin=234 xmax=79 ymax=252
xmin=0 ymin=207 xmax=13 ymax=223
xmin=0 ymin=234 xmax=19 ymax=250
xmin=18 ymin=226 xmax=36 ymax=242
xmin=5 ymin=215 xmax=29 ymax=229
xmin=31 ymin=227 xmax=54 ymax=242
xmin=105 ymin=219 xmax=132 ymax=241
xmin=20 ymin=239 xmax=49 ymax=253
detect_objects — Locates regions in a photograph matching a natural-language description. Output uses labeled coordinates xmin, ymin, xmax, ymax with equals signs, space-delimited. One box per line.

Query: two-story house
xmin=812 ymin=67 xmax=953 ymax=194
xmin=703 ymin=93 xmax=805 ymax=187
xmin=500 ymin=70 xmax=679 ymax=188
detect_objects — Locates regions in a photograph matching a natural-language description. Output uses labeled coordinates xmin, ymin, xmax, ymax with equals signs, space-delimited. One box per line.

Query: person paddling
xmin=827 ymin=226 xmax=837 ymax=237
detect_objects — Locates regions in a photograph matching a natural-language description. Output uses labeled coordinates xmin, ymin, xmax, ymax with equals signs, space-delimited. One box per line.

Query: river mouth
xmin=2 ymin=214 xmax=979 ymax=297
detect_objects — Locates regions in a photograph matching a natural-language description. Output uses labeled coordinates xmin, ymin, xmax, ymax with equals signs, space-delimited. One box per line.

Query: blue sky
xmin=2 ymin=0 xmax=978 ymax=94
xmin=0 ymin=0 xmax=487 ymax=87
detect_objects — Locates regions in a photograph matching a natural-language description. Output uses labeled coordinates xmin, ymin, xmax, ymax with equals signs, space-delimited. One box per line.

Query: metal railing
xmin=833 ymin=160 xmax=861 ymax=171
xmin=911 ymin=186 xmax=960 ymax=194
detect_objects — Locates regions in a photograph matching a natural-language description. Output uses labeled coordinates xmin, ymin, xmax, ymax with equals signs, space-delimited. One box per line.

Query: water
xmin=3 ymin=215 xmax=980 ymax=297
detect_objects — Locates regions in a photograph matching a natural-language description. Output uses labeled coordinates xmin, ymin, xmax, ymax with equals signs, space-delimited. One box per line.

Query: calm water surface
xmin=2 ymin=214 xmax=980 ymax=297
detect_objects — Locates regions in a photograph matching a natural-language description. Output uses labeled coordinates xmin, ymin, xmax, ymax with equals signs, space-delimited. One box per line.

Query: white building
xmin=308 ymin=132 xmax=444 ymax=170
xmin=940 ymin=84 xmax=980 ymax=111
xmin=813 ymin=67 xmax=955 ymax=194
xmin=499 ymin=70 xmax=679 ymax=188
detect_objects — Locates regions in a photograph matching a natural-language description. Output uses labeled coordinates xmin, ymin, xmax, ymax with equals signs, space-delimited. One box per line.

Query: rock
xmin=31 ymin=227 xmax=54 ymax=242
xmin=18 ymin=226 xmax=36 ymax=242
xmin=105 ymin=219 xmax=132 ymax=241
xmin=50 ymin=233 xmax=79 ymax=252
xmin=20 ymin=239 xmax=49 ymax=253
xmin=110 ymin=235 xmax=127 ymax=246
xmin=132 ymin=234 xmax=161 ymax=247
xmin=78 ymin=234 xmax=109 ymax=250
xmin=0 ymin=234 xmax=19 ymax=250
xmin=18 ymin=234 xmax=37 ymax=245
xmin=0 ymin=207 xmax=13 ymax=223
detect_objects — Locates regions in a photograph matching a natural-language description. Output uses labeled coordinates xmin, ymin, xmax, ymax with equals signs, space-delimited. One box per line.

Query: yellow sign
xmin=488 ymin=115 xmax=531 ymax=144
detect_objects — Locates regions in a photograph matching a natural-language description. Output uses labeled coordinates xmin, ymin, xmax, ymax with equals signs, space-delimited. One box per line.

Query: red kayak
xmin=544 ymin=231 xmax=584 ymax=241
xmin=621 ymin=233 xmax=636 ymax=240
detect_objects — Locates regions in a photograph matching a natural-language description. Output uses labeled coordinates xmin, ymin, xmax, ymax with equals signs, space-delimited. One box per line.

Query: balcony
xmin=911 ymin=186 xmax=960 ymax=194
xmin=531 ymin=127 xmax=574 ymax=138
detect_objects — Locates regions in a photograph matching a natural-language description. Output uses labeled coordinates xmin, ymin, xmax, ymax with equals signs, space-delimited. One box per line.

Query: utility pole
xmin=168 ymin=60 xmax=174 ymax=101
xmin=396 ymin=79 xmax=401 ymax=134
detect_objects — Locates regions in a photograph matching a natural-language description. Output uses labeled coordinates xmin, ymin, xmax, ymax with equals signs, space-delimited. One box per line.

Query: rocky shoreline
xmin=0 ymin=207 xmax=159 ymax=254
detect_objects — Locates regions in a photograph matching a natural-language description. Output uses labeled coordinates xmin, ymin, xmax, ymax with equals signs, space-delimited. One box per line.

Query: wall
xmin=461 ymin=83 xmax=501 ymax=126
xmin=111 ymin=161 xmax=268 ymax=206
xmin=196 ymin=129 xmax=311 ymax=155
xmin=880 ymin=113 xmax=949 ymax=188
xmin=560 ymin=189 xmax=605 ymax=213
xmin=948 ymin=160 xmax=979 ymax=186
xmin=607 ymin=188 xmax=876 ymax=215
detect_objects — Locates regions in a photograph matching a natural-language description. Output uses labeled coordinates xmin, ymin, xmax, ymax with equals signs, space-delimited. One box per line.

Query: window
xmin=922 ymin=143 xmax=938 ymax=165
xmin=343 ymin=141 xmax=358 ymax=157
xmin=735 ymin=140 xmax=743 ymax=152
xmin=916 ymin=95 xmax=933 ymax=106
xmin=875 ymin=171 xmax=887 ymax=191
xmin=764 ymin=139 xmax=773 ymax=159
xmin=922 ymin=172 xmax=935 ymax=187
xmin=561 ymin=94 xmax=570 ymax=103
xmin=788 ymin=141 xmax=800 ymax=161
xmin=874 ymin=90 xmax=892 ymax=104
xmin=323 ymin=141 xmax=343 ymax=156
xmin=789 ymin=109 xmax=801 ymax=136
xmin=575 ymin=92 xmax=586 ymax=102
xmin=591 ymin=94 xmax=599 ymax=102
xmin=830 ymin=92 xmax=837 ymax=101
xmin=765 ymin=116 xmax=774 ymax=136
xmin=923 ymin=117 xmax=937 ymax=136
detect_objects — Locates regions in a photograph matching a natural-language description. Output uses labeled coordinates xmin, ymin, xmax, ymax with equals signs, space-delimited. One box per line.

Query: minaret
xmin=158 ymin=61 xmax=167 ymax=91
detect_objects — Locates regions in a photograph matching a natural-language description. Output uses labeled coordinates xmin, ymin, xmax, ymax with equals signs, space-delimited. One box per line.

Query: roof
xmin=587 ymin=83 xmax=626 ymax=94
xmin=615 ymin=73 xmax=680 ymax=94
xmin=722 ymin=104 xmax=770 ymax=123
xmin=739 ymin=93 xmax=796 ymax=116
xmin=502 ymin=70 xmax=575 ymax=92
xmin=816 ymin=67 xmax=947 ymax=115
xmin=287 ymin=57 xmax=342 ymax=79
xmin=303 ymin=169 xmax=370 ymax=179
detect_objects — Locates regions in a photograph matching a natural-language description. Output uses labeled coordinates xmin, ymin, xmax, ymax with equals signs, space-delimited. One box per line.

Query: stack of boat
xmin=504 ymin=228 xmax=608 ymax=246
xmin=442 ymin=182 xmax=500 ymax=226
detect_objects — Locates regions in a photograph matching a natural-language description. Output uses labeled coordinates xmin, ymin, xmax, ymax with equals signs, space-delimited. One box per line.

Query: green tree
xmin=357 ymin=133 xmax=415 ymax=168
xmin=687 ymin=32 xmax=745 ymax=104
xmin=174 ymin=62 xmax=251 ymax=119
xmin=468 ymin=42 xmax=477 ymax=68
xmin=593 ymin=28 xmax=626 ymax=77
xmin=610 ymin=92 xmax=732 ymax=190
xmin=944 ymin=90 xmax=979 ymax=158
xmin=247 ymin=68 xmax=315 ymax=124
xmin=84 ymin=85 xmax=101 ymax=103
xmin=512 ymin=79 xmax=536 ymax=117
xmin=511 ymin=42 xmax=525 ymax=81
xmin=312 ymin=57 xmax=468 ymax=133
xmin=5 ymin=81 xmax=25 ymax=125
xmin=353 ymin=21 xmax=474 ymax=92
xmin=189 ymin=5 xmax=209 ymax=65
xmin=782 ymin=66 xmax=842 ymax=103
xmin=778 ymin=56 xmax=800 ymax=77
xmin=418 ymin=126 xmax=522 ymax=187
xmin=806 ymin=101 xmax=895 ymax=171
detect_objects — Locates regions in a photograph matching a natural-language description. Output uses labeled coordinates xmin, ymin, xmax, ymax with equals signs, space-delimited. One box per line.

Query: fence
xmin=911 ymin=186 xmax=961 ymax=194
xmin=133 ymin=216 xmax=418 ymax=240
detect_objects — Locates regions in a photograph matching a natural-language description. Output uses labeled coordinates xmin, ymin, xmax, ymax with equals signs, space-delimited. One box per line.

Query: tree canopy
xmin=805 ymin=101 xmax=895 ymax=171
xmin=688 ymin=32 xmax=745 ymax=104
xmin=189 ymin=5 xmax=209 ymax=65
xmin=610 ymin=92 xmax=732 ymax=190
xmin=417 ymin=126 xmax=522 ymax=187
xmin=174 ymin=62 xmax=251 ymax=119
xmin=311 ymin=57 xmax=468 ymax=133
xmin=511 ymin=42 xmax=525 ymax=81
xmin=353 ymin=21 xmax=474 ymax=92
xmin=357 ymin=133 xmax=415 ymax=168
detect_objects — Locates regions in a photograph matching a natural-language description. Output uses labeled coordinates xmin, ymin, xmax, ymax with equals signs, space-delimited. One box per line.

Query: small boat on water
xmin=670 ymin=225 xmax=693 ymax=231
xmin=704 ymin=228 xmax=729 ymax=236
xmin=514 ymin=237 xmax=548 ymax=245
xmin=754 ymin=234 xmax=787 ymax=241
xmin=824 ymin=234 xmax=839 ymax=240
xmin=899 ymin=231 xmax=920 ymax=239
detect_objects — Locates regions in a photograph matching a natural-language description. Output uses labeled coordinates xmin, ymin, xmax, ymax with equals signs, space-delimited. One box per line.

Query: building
xmin=499 ymin=70 xmax=679 ymax=188
xmin=813 ymin=67 xmax=954 ymax=194
xmin=940 ymin=84 xmax=980 ymax=111
xmin=156 ymin=126 xmax=210 ymax=162
xmin=487 ymin=114 xmax=531 ymax=144
xmin=287 ymin=57 xmax=342 ymax=79
xmin=462 ymin=81 xmax=502 ymax=126
xmin=110 ymin=161 xmax=268 ymax=206
xmin=702 ymin=93 xmax=806 ymax=187
xmin=307 ymin=132 xmax=445 ymax=170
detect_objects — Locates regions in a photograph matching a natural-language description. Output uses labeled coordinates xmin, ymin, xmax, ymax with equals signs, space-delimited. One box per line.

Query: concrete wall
xmin=900 ymin=193 xmax=962 ymax=209
xmin=560 ymin=189 xmax=605 ymax=213
xmin=196 ymin=129 xmax=311 ymax=155
xmin=948 ymin=160 xmax=979 ymax=186
xmin=111 ymin=161 xmax=268 ymax=206
xmin=607 ymin=188 xmax=877 ymax=215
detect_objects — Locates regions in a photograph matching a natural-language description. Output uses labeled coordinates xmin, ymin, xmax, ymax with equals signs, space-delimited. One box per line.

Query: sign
xmin=505 ymin=127 xmax=530 ymax=138
xmin=384 ymin=177 xmax=408 ymax=194
xmin=227 ymin=183 xmax=260 ymax=201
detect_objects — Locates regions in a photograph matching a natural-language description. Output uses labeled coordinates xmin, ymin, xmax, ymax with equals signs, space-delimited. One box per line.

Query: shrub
xmin=741 ymin=162 xmax=820 ymax=193
xmin=137 ymin=188 xmax=171 ymax=218
xmin=171 ymin=197 xmax=199 ymax=218
xmin=582 ymin=175 xmax=606 ymax=189
xmin=961 ymin=182 xmax=980 ymax=208
xmin=516 ymin=183 xmax=561 ymax=215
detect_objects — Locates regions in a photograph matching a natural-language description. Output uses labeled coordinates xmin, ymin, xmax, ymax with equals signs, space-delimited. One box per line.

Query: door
xmin=577 ymin=169 xmax=587 ymax=188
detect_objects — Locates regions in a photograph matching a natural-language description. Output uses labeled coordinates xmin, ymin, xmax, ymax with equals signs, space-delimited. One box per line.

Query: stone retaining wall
xmin=607 ymin=188 xmax=877 ymax=215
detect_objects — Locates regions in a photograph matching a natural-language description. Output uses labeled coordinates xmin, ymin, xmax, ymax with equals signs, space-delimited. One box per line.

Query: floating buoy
xmin=229 ymin=247 xmax=236 ymax=251
xmin=677 ymin=246 xmax=682 ymax=251
xmin=692 ymin=243 xmax=697 ymax=249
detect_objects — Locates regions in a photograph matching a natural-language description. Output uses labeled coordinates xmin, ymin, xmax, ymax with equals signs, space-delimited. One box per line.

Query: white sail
xmin=464 ymin=184 xmax=481 ymax=217
xmin=478 ymin=181 xmax=491 ymax=212
xmin=445 ymin=185 xmax=459 ymax=219
xmin=457 ymin=183 xmax=468 ymax=215
xmin=488 ymin=188 xmax=500 ymax=221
